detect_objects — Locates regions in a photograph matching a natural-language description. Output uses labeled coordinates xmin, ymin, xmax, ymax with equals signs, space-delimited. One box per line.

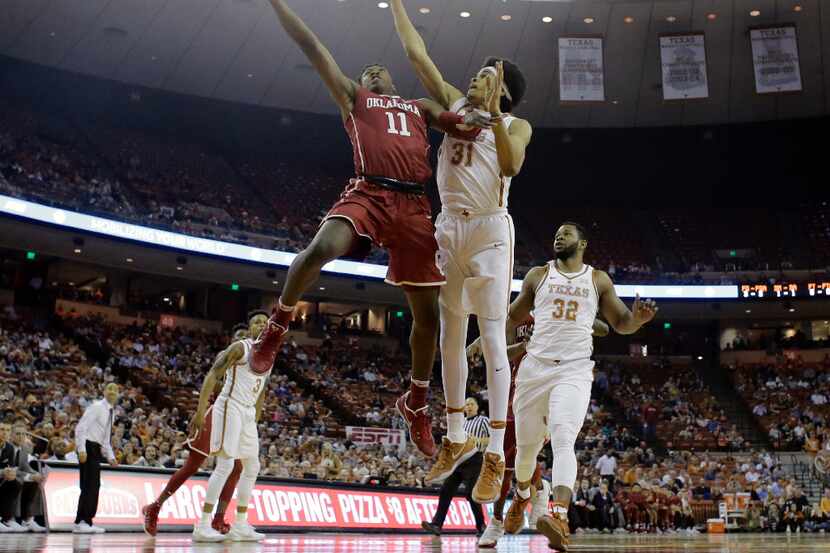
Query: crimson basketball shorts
xmin=504 ymin=366 xmax=518 ymax=470
xmin=184 ymin=404 xmax=213 ymax=458
xmin=323 ymin=179 xmax=445 ymax=287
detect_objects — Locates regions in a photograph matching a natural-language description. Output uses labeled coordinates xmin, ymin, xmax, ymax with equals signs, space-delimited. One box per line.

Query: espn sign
xmin=346 ymin=426 xmax=406 ymax=453
xmin=43 ymin=466 xmax=483 ymax=532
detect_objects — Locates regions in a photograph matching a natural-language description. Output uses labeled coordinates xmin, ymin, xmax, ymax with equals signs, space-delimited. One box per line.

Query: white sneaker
xmin=73 ymin=522 xmax=96 ymax=534
xmin=528 ymin=479 xmax=551 ymax=529
xmin=226 ymin=521 xmax=265 ymax=542
xmin=89 ymin=524 xmax=106 ymax=534
xmin=478 ymin=518 xmax=505 ymax=548
xmin=0 ymin=522 xmax=12 ymax=533
xmin=192 ymin=522 xmax=225 ymax=542
xmin=4 ymin=520 xmax=29 ymax=533
xmin=23 ymin=519 xmax=47 ymax=533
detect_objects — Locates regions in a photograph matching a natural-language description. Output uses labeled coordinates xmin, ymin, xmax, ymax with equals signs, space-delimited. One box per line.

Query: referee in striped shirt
xmin=422 ymin=397 xmax=488 ymax=536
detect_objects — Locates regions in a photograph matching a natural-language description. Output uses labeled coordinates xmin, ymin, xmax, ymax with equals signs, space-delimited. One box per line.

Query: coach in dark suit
xmin=422 ymin=398 xmax=488 ymax=536
xmin=11 ymin=421 xmax=47 ymax=532
xmin=0 ymin=422 xmax=23 ymax=531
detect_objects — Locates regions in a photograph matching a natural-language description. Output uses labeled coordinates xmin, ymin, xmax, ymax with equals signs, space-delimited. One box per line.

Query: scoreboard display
xmin=808 ymin=282 xmax=830 ymax=297
xmin=741 ymin=281 xmax=830 ymax=299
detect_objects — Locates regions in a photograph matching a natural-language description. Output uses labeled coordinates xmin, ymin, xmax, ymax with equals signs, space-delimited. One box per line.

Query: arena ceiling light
xmin=583 ymin=17 xmax=595 ymax=24
xmin=419 ymin=7 xmax=430 ymax=14
xmin=666 ymin=16 xmax=677 ymax=22
xmin=501 ymin=14 xmax=512 ymax=21
xmin=623 ymin=16 xmax=634 ymax=23
xmin=542 ymin=16 xmax=553 ymax=23
xmin=460 ymin=11 xmax=471 ymax=18
xmin=706 ymin=13 xmax=718 ymax=20
xmin=750 ymin=9 xmax=761 ymax=16
xmin=377 ymin=2 xmax=389 ymax=8
xmin=793 ymin=5 xmax=803 ymax=11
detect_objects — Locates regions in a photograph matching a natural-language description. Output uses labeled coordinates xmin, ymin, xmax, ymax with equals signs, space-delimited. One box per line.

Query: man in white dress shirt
xmin=73 ymin=383 xmax=120 ymax=534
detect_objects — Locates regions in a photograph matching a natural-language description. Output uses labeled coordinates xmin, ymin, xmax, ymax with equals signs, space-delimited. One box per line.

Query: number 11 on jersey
xmin=385 ymin=112 xmax=411 ymax=137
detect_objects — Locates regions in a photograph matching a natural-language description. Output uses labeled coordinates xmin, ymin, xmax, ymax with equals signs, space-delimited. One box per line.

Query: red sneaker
xmin=211 ymin=515 xmax=230 ymax=535
xmin=141 ymin=502 xmax=160 ymax=536
xmin=396 ymin=391 xmax=436 ymax=457
xmin=249 ymin=308 xmax=291 ymax=374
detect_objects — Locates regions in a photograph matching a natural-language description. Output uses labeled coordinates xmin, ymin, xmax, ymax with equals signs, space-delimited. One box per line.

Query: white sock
xmin=486 ymin=427 xmax=506 ymax=457
xmin=235 ymin=511 xmax=247 ymax=524
xmin=516 ymin=486 xmax=531 ymax=500
xmin=447 ymin=412 xmax=465 ymax=444
xmin=478 ymin=317 xmax=510 ymax=457
xmin=200 ymin=511 xmax=212 ymax=525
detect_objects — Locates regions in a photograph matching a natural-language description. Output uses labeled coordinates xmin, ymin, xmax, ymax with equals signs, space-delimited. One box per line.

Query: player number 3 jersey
xmin=217 ymin=339 xmax=271 ymax=408
xmin=526 ymin=262 xmax=599 ymax=363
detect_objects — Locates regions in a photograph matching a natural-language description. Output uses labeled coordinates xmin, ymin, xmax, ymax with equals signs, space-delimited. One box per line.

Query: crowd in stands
xmin=725 ymin=329 xmax=829 ymax=351
xmin=4 ymin=309 xmax=830 ymax=533
xmin=4 ymin=105 xmax=828 ymax=280
xmin=605 ymin=359 xmax=746 ymax=452
xmin=730 ymin=354 xmax=830 ymax=452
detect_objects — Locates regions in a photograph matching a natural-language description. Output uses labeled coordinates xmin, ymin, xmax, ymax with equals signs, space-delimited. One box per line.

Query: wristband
xmin=437 ymin=111 xmax=482 ymax=141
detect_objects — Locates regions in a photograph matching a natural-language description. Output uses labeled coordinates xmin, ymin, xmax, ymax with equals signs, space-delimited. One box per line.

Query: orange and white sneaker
xmin=504 ymin=485 xmax=535 ymax=534
xmin=424 ymin=437 xmax=477 ymax=485
xmin=537 ymin=513 xmax=571 ymax=551
xmin=472 ymin=452 xmax=505 ymax=504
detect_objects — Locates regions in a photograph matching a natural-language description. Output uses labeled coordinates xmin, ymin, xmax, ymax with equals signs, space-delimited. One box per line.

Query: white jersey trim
xmin=349 ymin=114 xmax=366 ymax=174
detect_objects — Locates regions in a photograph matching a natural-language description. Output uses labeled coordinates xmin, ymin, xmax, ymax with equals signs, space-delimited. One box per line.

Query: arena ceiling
xmin=2 ymin=0 xmax=829 ymax=127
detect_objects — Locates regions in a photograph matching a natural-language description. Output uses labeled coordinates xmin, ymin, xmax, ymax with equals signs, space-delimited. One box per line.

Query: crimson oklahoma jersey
xmin=344 ymin=88 xmax=432 ymax=183
xmin=507 ymin=315 xmax=534 ymax=420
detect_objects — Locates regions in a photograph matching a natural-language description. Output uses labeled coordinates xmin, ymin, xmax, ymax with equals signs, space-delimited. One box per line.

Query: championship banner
xmin=43 ymin=466 xmax=485 ymax=532
xmin=750 ymin=26 xmax=802 ymax=94
xmin=345 ymin=426 xmax=407 ymax=454
xmin=659 ymin=33 xmax=709 ymax=100
xmin=558 ymin=36 xmax=605 ymax=102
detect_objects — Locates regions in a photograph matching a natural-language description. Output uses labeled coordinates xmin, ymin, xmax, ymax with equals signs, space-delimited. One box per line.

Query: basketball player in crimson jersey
xmin=251 ymin=1 xmax=493 ymax=459
xmin=390 ymin=0 xmax=533 ymax=504
xmin=141 ymin=318 xmax=262 ymax=536
xmin=501 ymin=222 xmax=656 ymax=551
xmin=468 ymin=316 xmax=610 ymax=547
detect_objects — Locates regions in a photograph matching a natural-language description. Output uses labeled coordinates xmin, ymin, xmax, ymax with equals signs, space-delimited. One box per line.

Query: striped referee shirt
xmin=464 ymin=415 xmax=491 ymax=452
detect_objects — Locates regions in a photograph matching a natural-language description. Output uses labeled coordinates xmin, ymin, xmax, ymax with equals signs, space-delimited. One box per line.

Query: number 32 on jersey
xmin=552 ymin=299 xmax=579 ymax=321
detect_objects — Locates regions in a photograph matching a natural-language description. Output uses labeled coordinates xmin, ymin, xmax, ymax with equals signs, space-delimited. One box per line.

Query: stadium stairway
xmin=694 ymin=361 xmax=770 ymax=450
xmin=780 ymin=452 xmax=824 ymax=504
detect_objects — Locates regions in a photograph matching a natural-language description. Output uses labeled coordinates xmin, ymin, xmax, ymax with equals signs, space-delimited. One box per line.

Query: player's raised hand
xmin=487 ymin=61 xmax=504 ymax=116
xmin=632 ymin=294 xmax=658 ymax=326
xmin=460 ymin=110 xmax=495 ymax=130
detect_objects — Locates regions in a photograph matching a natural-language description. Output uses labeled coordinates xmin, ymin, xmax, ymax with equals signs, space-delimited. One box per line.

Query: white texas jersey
xmin=526 ymin=262 xmax=599 ymax=363
xmin=217 ymin=339 xmax=270 ymax=408
xmin=437 ymin=98 xmax=517 ymax=212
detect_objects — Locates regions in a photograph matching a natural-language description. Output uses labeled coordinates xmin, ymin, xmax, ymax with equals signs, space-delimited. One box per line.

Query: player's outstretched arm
xmin=267 ymin=0 xmax=356 ymax=118
xmin=417 ymin=97 xmax=493 ymax=138
xmin=488 ymin=62 xmax=532 ymax=177
xmin=389 ymin=0 xmax=464 ymax=109
xmin=190 ymin=342 xmax=244 ymax=434
xmin=595 ymin=271 xmax=658 ymax=335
